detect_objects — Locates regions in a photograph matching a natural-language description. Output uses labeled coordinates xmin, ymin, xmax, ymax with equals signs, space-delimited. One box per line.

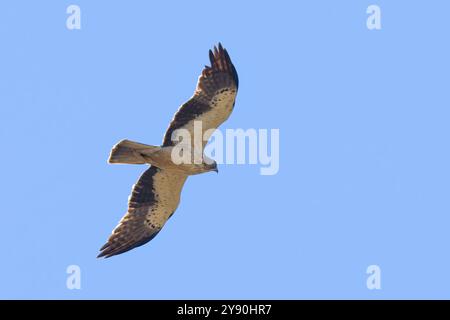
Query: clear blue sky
xmin=1 ymin=1 xmax=449 ymax=299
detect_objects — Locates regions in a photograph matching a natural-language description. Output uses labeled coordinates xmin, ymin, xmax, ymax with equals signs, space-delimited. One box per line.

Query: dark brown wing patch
xmin=128 ymin=166 xmax=159 ymax=210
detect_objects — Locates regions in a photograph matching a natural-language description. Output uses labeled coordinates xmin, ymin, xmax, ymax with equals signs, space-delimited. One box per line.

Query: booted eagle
xmin=98 ymin=43 xmax=238 ymax=258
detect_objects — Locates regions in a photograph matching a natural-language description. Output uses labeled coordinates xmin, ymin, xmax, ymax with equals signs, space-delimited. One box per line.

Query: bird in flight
xmin=98 ymin=43 xmax=239 ymax=258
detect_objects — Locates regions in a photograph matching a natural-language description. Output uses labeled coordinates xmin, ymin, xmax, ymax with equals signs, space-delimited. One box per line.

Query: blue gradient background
xmin=1 ymin=1 xmax=449 ymax=299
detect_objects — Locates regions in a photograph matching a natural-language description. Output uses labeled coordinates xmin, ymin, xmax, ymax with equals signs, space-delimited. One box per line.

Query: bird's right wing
xmin=98 ymin=166 xmax=187 ymax=258
xmin=162 ymin=43 xmax=239 ymax=149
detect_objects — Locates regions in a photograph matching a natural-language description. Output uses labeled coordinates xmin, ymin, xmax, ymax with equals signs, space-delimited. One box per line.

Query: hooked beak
xmin=213 ymin=168 xmax=219 ymax=174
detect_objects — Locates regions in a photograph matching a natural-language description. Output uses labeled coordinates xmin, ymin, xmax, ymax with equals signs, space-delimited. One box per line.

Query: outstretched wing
xmin=162 ymin=43 xmax=239 ymax=148
xmin=98 ymin=167 xmax=187 ymax=258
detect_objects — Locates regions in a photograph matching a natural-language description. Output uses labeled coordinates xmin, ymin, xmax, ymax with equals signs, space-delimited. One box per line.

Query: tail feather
xmin=108 ymin=139 xmax=160 ymax=164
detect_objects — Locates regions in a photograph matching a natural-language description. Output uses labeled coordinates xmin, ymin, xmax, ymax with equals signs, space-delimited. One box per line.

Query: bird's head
xmin=197 ymin=155 xmax=218 ymax=173
xmin=204 ymin=161 xmax=218 ymax=173
xmin=191 ymin=161 xmax=218 ymax=174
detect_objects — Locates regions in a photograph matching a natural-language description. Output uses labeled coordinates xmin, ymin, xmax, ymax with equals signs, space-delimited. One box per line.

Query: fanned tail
xmin=108 ymin=139 xmax=160 ymax=164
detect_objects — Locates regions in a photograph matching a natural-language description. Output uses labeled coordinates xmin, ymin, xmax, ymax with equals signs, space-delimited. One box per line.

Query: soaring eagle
xmin=98 ymin=44 xmax=239 ymax=258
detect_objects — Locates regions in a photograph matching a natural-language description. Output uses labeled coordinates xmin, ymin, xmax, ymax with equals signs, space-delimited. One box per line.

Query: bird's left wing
xmin=98 ymin=166 xmax=187 ymax=258
xmin=162 ymin=43 xmax=239 ymax=148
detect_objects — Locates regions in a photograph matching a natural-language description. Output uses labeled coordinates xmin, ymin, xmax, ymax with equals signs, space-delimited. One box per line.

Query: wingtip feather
xmin=208 ymin=50 xmax=215 ymax=67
